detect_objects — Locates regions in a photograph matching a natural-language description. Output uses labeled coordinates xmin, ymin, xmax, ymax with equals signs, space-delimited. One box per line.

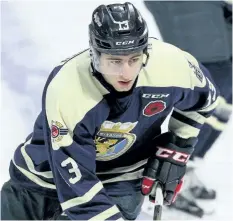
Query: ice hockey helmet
xmin=89 ymin=2 xmax=148 ymax=55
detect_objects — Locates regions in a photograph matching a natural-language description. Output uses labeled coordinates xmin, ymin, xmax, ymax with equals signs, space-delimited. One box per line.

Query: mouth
xmin=118 ymin=80 xmax=132 ymax=86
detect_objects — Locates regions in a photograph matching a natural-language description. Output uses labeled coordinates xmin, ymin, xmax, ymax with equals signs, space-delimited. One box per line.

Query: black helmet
xmin=89 ymin=2 xmax=148 ymax=55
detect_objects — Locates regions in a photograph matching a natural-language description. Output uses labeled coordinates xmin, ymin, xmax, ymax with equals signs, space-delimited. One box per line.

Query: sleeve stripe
xmin=205 ymin=116 xmax=227 ymax=131
xmin=172 ymin=111 xmax=203 ymax=129
xmin=168 ymin=117 xmax=200 ymax=138
xmin=88 ymin=205 xmax=120 ymax=221
xmin=61 ymin=181 xmax=103 ymax=211
xmin=101 ymin=168 xmax=144 ymax=184
xmin=174 ymin=108 xmax=206 ymax=124
xmin=12 ymin=159 xmax=56 ymax=189
xmin=96 ymin=158 xmax=148 ymax=175
xmin=21 ymin=139 xmax=53 ymax=178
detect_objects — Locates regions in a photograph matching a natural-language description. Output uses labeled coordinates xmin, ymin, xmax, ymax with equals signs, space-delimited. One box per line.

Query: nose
xmin=119 ymin=63 xmax=132 ymax=80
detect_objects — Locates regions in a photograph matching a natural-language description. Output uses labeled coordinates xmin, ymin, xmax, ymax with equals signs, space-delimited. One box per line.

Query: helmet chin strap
xmin=142 ymin=50 xmax=150 ymax=67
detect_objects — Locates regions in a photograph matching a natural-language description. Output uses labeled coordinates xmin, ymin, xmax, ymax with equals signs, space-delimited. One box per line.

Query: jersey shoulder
xmin=138 ymin=38 xmax=193 ymax=89
xmin=47 ymin=49 xmax=89 ymax=92
xmin=44 ymin=49 xmax=108 ymax=131
xmin=46 ymin=49 xmax=108 ymax=98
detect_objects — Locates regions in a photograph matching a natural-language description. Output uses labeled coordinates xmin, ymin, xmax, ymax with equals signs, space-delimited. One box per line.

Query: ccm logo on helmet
xmin=116 ymin=40 xmax=135 ymax=45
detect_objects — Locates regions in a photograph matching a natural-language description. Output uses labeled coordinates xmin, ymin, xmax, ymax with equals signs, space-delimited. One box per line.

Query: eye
xmin=110 ymin=60 xmax=121 ymax=65
xmin=131 ymin=58 xmax=139 ymax=63
xmin=129 ymin=57 xmax=140 ymax=65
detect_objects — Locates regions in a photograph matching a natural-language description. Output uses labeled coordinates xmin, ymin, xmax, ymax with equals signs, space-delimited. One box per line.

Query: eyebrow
xmin=106 ymin=54 xmax=142 ymax=60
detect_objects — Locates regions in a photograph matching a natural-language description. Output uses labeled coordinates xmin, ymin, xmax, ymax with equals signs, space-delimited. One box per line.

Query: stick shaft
xmin=153 ymin=183 xmax=163 ymax=220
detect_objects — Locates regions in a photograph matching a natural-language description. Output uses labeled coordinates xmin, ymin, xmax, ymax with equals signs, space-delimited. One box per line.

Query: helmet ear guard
xmin=89 ymin=46 xmax=102 ymax=72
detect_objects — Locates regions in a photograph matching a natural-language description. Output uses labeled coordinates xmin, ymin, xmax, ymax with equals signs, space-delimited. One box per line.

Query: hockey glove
xmin=141 ymin=132 xmax=197 ymax=205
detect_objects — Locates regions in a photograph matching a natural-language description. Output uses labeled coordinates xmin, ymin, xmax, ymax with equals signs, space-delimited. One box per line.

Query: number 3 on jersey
xmin=61 ymin=157 xmax=82 ymax=184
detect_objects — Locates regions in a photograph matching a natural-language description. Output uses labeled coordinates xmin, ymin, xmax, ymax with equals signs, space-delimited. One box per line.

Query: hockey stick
xmin=153 ymin=182 xmax=164 ymax=220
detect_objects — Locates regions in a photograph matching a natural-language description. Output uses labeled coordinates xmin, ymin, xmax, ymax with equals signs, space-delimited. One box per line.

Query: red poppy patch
xmin=143 ymin=100 xmax=166 ymax=117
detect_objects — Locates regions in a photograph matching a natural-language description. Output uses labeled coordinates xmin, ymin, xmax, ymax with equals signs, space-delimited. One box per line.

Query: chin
xmin=115 ymin=85 xmax=132 ymax=92
xmin=117 ymin=88 xmax=131 ymax=92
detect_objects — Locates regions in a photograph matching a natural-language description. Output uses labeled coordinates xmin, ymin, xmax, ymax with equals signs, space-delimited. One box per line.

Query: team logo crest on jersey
xmin=51 ymin=121 xmax=68 ymax=142
xmin=95 ymin=121 xmax=138 ymax=161
xmin=143 ymin=100 xmax=166 ymax=117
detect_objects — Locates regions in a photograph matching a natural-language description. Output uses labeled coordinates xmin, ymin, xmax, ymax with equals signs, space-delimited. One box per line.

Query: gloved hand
xmin=141 ymin=132 xmax=197 ymax=205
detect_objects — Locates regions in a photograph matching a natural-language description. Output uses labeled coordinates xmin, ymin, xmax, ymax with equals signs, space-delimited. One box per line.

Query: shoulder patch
xmin=51 ymin=120 xmax=68 ymax=143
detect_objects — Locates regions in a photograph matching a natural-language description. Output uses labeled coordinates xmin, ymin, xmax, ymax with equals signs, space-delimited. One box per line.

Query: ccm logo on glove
xmin=156 ymin=147 xmax=190 ymax=163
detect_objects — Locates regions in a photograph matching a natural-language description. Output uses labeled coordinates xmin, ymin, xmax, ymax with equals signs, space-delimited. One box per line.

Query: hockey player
xmin=1 ymin=2 xmax=219 ymax=220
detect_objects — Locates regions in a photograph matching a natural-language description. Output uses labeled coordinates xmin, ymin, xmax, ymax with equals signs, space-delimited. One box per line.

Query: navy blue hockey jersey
xmin=10 ymin=38 xmax=219 ymax=220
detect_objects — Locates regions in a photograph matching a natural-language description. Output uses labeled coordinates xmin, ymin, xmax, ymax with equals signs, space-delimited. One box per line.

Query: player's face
xmin=99 ymin=52 xmax=143 ymax=92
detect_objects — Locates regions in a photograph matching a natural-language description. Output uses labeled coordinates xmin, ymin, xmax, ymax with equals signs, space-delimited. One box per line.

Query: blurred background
xmin=1 ymin=0 xmax=232 ymax=220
